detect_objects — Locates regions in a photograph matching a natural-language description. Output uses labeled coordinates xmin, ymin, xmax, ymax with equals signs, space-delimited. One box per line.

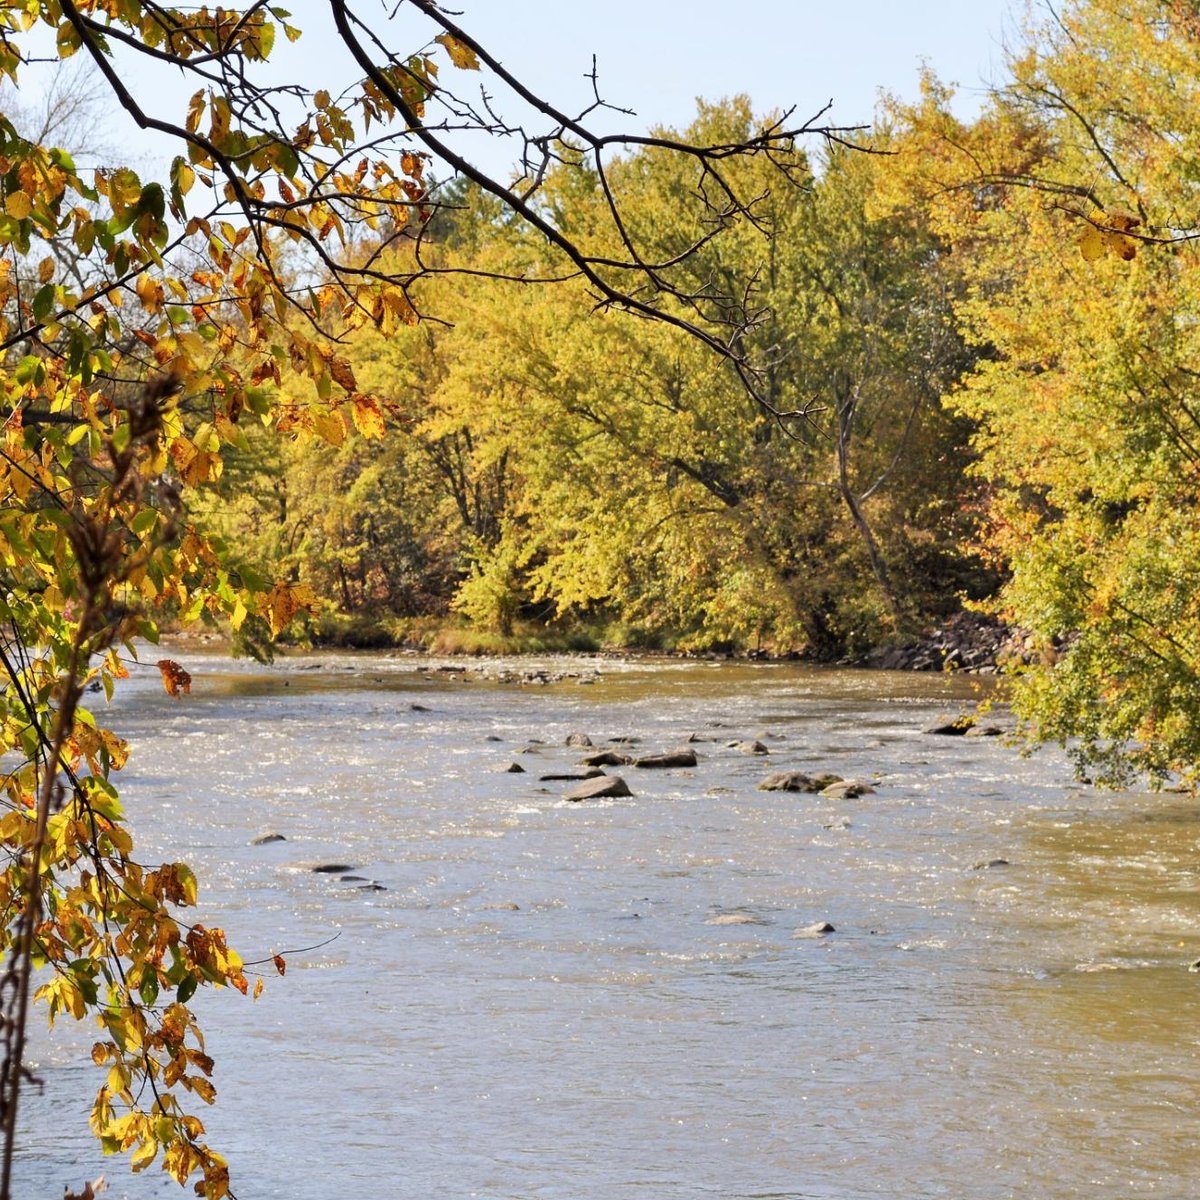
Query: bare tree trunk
xmin=834 ymin=375 xmax=903 ymax=623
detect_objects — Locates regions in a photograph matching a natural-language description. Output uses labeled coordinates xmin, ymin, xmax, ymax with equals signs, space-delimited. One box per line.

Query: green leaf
xmin=31 ymin=283 xmax=54 ymax=321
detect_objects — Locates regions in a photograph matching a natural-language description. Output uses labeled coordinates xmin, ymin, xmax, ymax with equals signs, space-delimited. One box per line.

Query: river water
xmin=17 ymin=651 xmax=1200 ymax=1198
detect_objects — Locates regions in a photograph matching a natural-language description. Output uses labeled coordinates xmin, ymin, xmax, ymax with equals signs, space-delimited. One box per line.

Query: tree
xmin=0 ymin=4 xmax=864 ymax=1196
xmin=883 ymin=1 xmax=1200 ymax=783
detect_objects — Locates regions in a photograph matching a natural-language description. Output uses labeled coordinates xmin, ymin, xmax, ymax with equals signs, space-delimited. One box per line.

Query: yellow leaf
xmin=262 ymin=581 xmax=317 ymax=636
xmin=5 ymin=190 xmax=31 ymax=219
xmin=37 ymin=256 xmax=54 ymax=283
xmin=311 ymin=409 xmax=346 ymax=447
xmin=1079 ymin=224 xmax=1105 ymax=262
xmin=435 ymin=32 xmax=480 ymax=70
xmin=135 ymin=273 xmax=163 ymax=314
xmin=351 ymin=394 xmax=386 ymax=439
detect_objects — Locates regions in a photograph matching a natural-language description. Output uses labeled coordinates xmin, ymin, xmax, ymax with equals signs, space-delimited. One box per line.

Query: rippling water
xmin=17 ymin=652 xmax=1200 ymax=1198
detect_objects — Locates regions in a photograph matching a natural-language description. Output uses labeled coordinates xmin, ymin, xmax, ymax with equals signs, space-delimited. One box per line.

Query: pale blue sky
xmin=378 ymin=0 xmax=1025 ymax=176
xmin=47 ymin=1 xmax=1024 ymax=175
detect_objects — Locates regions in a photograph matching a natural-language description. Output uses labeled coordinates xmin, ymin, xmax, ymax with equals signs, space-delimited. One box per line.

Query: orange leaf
xmin=156 ymin=659 xmax=192 ymax=698
xmin=273 ymin=953 xmax=286 ymax=976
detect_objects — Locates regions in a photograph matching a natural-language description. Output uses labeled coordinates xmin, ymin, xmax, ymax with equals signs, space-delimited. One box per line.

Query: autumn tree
xmin=0 ymin=3 xmax=865 ymax=1197
xmin=884 ymin=1 xmax=1200 ymax=782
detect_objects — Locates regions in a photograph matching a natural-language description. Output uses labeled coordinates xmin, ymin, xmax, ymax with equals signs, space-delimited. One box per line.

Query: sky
xmin=34 ymin=0 xmax=1024 ymax=181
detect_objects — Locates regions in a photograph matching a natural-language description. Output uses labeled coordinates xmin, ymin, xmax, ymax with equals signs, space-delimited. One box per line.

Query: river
xmin=16 ymin=651 xmax=1200 ymax=1198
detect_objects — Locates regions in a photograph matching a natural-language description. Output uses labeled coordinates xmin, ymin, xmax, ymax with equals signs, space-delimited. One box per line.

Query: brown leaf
xmin=156 ymin=659 xmax=192 ymax=698
xmin=273 ymin=953 xmax=286 ymax=976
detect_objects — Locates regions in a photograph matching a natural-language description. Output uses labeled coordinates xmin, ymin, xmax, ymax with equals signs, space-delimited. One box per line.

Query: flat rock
xmin=737 ymin=740 xmax=770 ymax=755
xmin=409 ymin=703 xmax=432 ymax=713
xmin=926 ymin=717 xmax=975 ymax=736
xmin=972 ymin=858 xmax=1010 ymax=870
xmin=484 ymin=734 xmax=504 ymax=742
xmin=251 ymin=832 xmax=286 ymax=845
xmin=634 ymin=748 xmax=698 ymax=769
xmin=580 ymin=750 xmax=633 ymax=767
xmin=312 ymin=863 xmax=355 ymax=874
xmin=539 ymin=769 xmax=605 ymax=781
xmin=964 ymin=725 xmax=1004 ymax=738
xmin=564 ymin=774 xmax=633 ymax=801
xmin=565 ymin=732 xmax=594 ymax=747
xmin=792 ymin=921 xmax=836 ymax=938
xmin=706 ymin=912 xmax=768 ymax=926
xmin=821 ymin=780 xmax=874 ymax=799
xmin=758 ymin=772 xmax=817 ymax=792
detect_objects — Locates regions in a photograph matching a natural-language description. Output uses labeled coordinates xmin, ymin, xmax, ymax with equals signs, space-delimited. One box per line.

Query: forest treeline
xmin=205 ymin=102 xmax=986 ymax=659
xmin=202 ymin=2 xmax=1200 ymax=786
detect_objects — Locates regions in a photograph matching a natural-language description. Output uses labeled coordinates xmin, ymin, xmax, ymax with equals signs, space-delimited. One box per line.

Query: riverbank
xmin=168 ymin=609 xmax=1041 ymax=676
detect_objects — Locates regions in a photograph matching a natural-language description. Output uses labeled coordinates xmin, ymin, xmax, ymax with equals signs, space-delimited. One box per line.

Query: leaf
xmin=351 ymin=393 xmax=386 ymax=439
xmin=1078 ymin=223 xmax=1106 ymax=261
xmin=156 ymin=659 xmax=192 ymax=698
xmin=272 ymin=953 xmax=286 ymax=976
xmin=5 ymin=190 xmax=31 ymax=219
xmin=435 ymin=32 xmax=480 ymax=70
xmin=329 ymin=356 xmax=357 ymax=391
xmin=262 ymin=581 xmax=317 ymax=636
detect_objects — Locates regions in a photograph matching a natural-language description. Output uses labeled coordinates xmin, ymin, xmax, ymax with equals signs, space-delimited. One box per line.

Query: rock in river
xmin=251 ymin=832 xmax=286 ymax=845
xmin=736 ymin=740 xmax=770 ymax=755
xmin=821 ymin=780 xmax=874 ymax=800
xmin=564 ymin=774 xmax=633 ymax=801
xmin=504 ymin=762 xmax=526 ymax=773
xmin=758 ymin=771 xmax=846 ymax=793
xmin=793 ymin=921 xmax=836 ymax=938
xmin=565 ymin=732 xmax=594 ymax=747
xmin=926 ymin=716 xmax=976 ymax=736
xmin=634 ymin=748 xmax=698 ymax=769
xmin=580 ymin=750 xmax=633 ymax=767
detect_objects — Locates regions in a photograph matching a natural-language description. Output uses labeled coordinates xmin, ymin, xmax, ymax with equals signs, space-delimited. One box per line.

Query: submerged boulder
xmin=565 ymin=732 xmax=594 ymax=747
xmin=793 ymin=921 xmax=836 ymax=938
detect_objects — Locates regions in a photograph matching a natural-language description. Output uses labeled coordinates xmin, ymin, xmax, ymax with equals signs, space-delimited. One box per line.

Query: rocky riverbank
xmin=850 ymin=612 xmax=1065 ymax=675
